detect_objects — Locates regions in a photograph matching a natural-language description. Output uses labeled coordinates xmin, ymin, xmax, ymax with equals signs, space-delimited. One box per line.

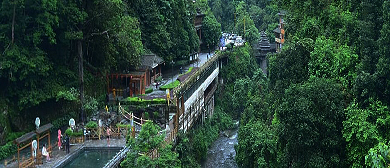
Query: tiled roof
xmin=141 ymin=53 xmax=164 ymax=69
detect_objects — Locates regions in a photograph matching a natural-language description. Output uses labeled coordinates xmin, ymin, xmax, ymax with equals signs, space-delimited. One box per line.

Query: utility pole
xmin=244 ymin=17 xmax=245 ymax=37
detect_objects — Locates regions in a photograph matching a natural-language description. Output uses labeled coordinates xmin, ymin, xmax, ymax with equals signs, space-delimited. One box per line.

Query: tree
xmin=374 ymin=0 xmax=390 ymax=105
xmin=309 ymin=36 xmax=358 ymax=89
xmin=277 ymin=78 xmax=346 ymax=167
xmin=202 ymin=14 xmax=221 ymax=49
xmin=121 ymin=121 xmax=181 ymax=168
xmin=365 ymin=142 xmax=390 ymax=168
xmin=268 ymin=38 xmax=313 ymax=95
xmin=343 ymin=100 xmax=390 ymax=167
xmin=0 ymin=0 xmax=58 ymax=110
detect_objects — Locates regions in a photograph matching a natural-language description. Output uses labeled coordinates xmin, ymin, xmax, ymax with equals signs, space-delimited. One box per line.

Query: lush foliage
xmin=85 ymin=121 xmax=98 ymax=129
xmin=231 ymin=0 xmax=390 ymax=167
xmin=277 ymin=78 xmax=346 ymax=167
xmin=0 ymin=142 xmax=17 ymax=161
xmin=160 ymin=80 xmax=181 ymax=90
xmin=121 ymin=121 xmax=181 ymax=168
xmin=123 ymin=97 xmax=167 ymax=106
xmin=365 ymin=142 xmax=390 ymax=167
xmin=65 ymin=128 xmax=83 ymax=137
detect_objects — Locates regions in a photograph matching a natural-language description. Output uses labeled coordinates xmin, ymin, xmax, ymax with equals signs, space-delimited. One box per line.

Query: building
xmin=273 ymin=11 xmax=285 ymax=53
xmin=254 ymin=31 xmax=275 ymax=74
xmin=107 ymin=53 xmax=164 ymax=99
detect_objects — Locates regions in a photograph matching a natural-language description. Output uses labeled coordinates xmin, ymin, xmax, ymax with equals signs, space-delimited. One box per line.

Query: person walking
xmin=65 ymin=134 xmax=70 ymax=154
xmin=57 ymin=129 xmax=62 ymax=151
xmin=106 ymin=127 xmax=111 ymax=146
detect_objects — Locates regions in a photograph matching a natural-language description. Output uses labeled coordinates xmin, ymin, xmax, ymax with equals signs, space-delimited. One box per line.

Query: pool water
xmin=63 ymin=150 xmax=120 ymax=168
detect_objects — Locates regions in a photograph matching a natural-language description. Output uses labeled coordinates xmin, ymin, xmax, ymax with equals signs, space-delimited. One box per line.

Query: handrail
xmin=118 ymin=103 xmax=150 ymax=126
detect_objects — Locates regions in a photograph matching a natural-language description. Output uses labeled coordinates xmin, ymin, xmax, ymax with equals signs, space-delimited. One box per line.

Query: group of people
xmin=41 ymin=127 xmax=111 ymax=162
xmin=57 ymin=129 xmax=70 ymax=154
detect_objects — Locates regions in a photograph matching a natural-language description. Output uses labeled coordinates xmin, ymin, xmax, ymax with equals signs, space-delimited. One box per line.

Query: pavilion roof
xmin=15 ymin=131 xmax=36 ymax=144
xmin=141 ymin=53 xmax=164 ymax=69
xmin=36 ymin=123 xmax=53 ymax=134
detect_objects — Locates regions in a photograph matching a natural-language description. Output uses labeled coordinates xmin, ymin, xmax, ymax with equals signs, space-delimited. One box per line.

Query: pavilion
xmin=107 ymin=53 xmax=164 ymax=98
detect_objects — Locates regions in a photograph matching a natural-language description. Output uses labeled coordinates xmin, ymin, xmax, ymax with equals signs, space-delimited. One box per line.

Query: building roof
xmin=141 ymin=53 xmax=164 ymax=69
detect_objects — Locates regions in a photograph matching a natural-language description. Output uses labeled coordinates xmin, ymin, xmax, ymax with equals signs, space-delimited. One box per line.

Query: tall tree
xmin=277 ymin=78 xmax=346 ymax=167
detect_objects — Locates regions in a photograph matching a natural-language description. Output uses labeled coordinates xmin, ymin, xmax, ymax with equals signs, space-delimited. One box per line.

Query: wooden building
xmin=273 ymin=11 xmax=285 ymax=53
xmin=107 ymin=53 xmax=164 ymax=99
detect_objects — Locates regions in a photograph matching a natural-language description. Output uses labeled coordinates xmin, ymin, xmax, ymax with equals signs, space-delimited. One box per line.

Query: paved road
xmin=159 ymin=51 xmax=216 ymax=86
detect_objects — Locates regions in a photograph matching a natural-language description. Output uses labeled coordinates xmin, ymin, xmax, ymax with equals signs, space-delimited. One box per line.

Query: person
xmin=180 ymin=67 xmax=183 ymax=74
xmin=42 ymin=144 xmax=50 ymax=162
xmin=106 ymin=127 xmax=111 ymax=146
xmin=57 ymin=129 xmax=62 ymax=150
xmin=65 ymin=134 xmax=70 ymax=154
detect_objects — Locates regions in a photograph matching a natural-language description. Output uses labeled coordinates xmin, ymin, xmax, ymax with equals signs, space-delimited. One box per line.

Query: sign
xmin=69 ymin=118 xmax=75 ymax=128
xmin=32 ymin=140 xmax=37 ymax=158
xmin=35 ymin=117 xmax=40 ymax=129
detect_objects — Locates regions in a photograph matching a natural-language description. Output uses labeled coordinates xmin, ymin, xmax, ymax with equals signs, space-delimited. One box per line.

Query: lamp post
xmin=171 ymin=60 xmax=175 ymax=82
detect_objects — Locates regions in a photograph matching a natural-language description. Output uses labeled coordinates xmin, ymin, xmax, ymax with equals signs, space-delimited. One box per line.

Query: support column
xmin=48 ymin=132 xmax=51 ymax=149
xmin=144 ymin=74 xmax=146 ymax=94
xmin=139 ymin=79 xmax=142 ymax=95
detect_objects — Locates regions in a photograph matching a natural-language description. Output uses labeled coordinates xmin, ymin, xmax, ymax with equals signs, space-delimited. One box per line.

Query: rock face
xmin=0 ymin=125 xmax=5 ymax=145
xmin=89 ymin=104 xmax=169 ymax=129
xmin=0 ymin=107 xmax=9 ymax=145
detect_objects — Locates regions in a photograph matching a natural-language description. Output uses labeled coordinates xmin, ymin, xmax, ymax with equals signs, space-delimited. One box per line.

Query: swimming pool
xmin=56 ymin=147 xmax=122 ymax=168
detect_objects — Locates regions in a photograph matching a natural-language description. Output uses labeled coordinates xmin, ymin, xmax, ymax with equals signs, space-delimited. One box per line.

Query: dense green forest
xmin=216 ymin=0 xmax=390 ymax=167
xmin=2 ymin=0 xmax=390 ymax=167
xmin=0 ymin=0 xmax=221 ymax=143
xmin=0 ymin=0 xmax=223 ymax=160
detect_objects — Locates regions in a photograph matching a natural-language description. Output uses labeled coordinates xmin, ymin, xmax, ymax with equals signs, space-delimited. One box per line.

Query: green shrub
xmin=65 ymin=128 xmax=83 ymax=137
xmin=65 ymin=128 xmax=73 ymax=136
xmin=153 ymin=111 xmax=159 ymax=118
xmin=144 ymin=112 xmax=149 ymax=120
xmin=122 ymin=97 xmax=167 ymax=106
xmin=116 ymin=123 xmax=131 ymax=128
xmin=145 ymin=88 xmax=153 ymax=94
xmin=0 ymin=142 xmax=17 ymax=161
xmin=86 ymin=121 xmax=98 ymax=129
xmin=160 ymin=80 xmax=180 ymax=90
xmin=5 ymin=132 xmax=24 ymax=143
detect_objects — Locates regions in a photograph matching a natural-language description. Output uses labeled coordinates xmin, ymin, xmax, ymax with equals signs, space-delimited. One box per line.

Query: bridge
xmin=165 ymin=50 xmax=229 ymax=143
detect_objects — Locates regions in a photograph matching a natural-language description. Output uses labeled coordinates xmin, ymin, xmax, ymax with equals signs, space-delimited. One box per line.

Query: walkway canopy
xmin=14 ymin=131 xmax=36 ymax=168
xmin=107 ymin=53 xmax=164 ymax=98
xmin=14 ymin=123 xmax=53 ymax=168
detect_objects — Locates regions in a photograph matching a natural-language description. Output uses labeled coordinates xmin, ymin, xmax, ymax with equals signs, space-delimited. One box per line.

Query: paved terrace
xmin=5 ymin=138 xmax=126 ymax=168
